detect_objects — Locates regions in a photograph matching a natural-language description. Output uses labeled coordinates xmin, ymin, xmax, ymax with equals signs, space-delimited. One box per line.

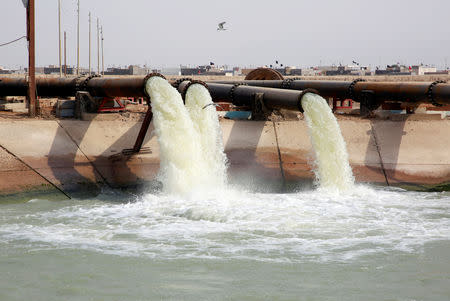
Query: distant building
xmin=232 ymin=67 xmax=241 ymax=76
xmin=425 ymin=70 xmax=449 ymax=75
xmin=161 ymin=67 xmax=181 ymax=76
xmin=180 ymin=65 xmax=230 ymax=76
xmin=44 ymin=65 xmax=74 ymax=75
xmin=104 ymin=65 xmax=151 ymax=76
xmin=285 ymin=66 xmax=302 ymax=76
xmin=324 ymin=64 xmax=371 ymax=76
xmin=104 ymin=67 xmax=130 ymax=75
xmin=0 ymin=67 xmax=12 ymax=74
xmin=375 ymin=64 xmax=411 ymax=75
xmin=301 ymin=68 xmax=321 ymax=76
xmin=128 ymin=65 xmax=150 ymax=75
xmin=273 ymin=67 xmax=302 ymax=76
xmin=411 ymin=65 xmax=437 ymax=75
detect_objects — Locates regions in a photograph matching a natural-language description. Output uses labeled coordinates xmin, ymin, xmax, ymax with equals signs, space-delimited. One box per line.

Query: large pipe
xmin=0 ymin=77 xmax=79 ymax=97
xmin=0 ymin=76 xmax=150 ymax=98
xmin=2 ymin=76 xmax=449 ymax=106
xmin=177 ymin=80 xmax=314 ymax=111
xmin=208 ymin=80 xmax=450 ymax=104
xmin=86 ymin=77 xmax=148 ymax=98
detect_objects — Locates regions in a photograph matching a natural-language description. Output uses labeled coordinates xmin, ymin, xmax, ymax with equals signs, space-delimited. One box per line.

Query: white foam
xmin=185 ymin=83 xmax=228 ymax=189
xmin=145 ymin=78 xmax=228 ymax=196
xmin=301 ymin=93 xmax=354 ymax=191
xmin=2 ymin=188 xmax=449 ymax=263
xmin=145 ymin=77 xmax=208 ymax=195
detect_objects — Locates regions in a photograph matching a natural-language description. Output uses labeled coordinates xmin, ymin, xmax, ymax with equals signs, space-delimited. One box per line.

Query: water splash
xmin=185 ymin=84 xmax=228 ymax=189
xmin=145 ymin=77 xmax=208 ymax=195
xmin=2 ymin=187 xmax=449 ymax=263
xmin=301 ymin=93 xmax=354 ymax=191
xmin=145 ymin=78 xmax=228 ymax=195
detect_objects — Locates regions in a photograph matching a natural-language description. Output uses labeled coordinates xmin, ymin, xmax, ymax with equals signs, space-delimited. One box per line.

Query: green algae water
xmin=1 ymin=188 xmax=449 ymax=300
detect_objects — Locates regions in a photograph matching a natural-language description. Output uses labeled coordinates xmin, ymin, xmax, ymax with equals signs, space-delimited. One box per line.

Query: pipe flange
xmin=74 ymin=75 xmax=87 ymax=92
xmin=172 ymin=77 xmax=192 ymax=90
xmin=80 ymin=74 xmax=101 ymax=92
xmin=427 ymin=80 xmax=447 ymax=107
xmin=180 ymin=80 xmax=209 ymax=102
xmin=347 ymin=78 xmax=366 ymax=101
xmin=144 ymin=73 xmax=166 ymax=83
xmin=298 ymin=88 xmax=319 ymax=112
xmin=281 ymin=78 xmax=294 ymax=89
xmin=229 ymin=83 xmax=247 ymax=106
xmin=143 ymin=73 xmax=166 ymax=98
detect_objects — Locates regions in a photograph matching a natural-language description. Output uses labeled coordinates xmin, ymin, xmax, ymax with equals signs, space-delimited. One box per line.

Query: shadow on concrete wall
xmin=364 ymin=117 xmax=408 ymax=186
xmin=47 ymin=117 xmax=152 ymax=199
xmin=224 ymin=120 xmax=284 ymax=192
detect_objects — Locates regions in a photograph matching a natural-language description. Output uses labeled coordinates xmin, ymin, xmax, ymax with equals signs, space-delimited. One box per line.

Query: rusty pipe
xmin=0 ymin=75 xmax=167 ymax=98
xmin=0 ymin=77 xmax=79 ymax=97
xmin=208 ymin=80 xmax=450 ymax=104
xmin=177 ymin=80 xmax=312 ymax=112
xmin=86 ymin=77 xmax=148 ymax=98
xmin=3 ymin=75 xmax=449 ymax=106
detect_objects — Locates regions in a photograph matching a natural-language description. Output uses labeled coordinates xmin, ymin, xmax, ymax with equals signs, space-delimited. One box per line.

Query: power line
xmin=0 ymin=36 xmax=26 ymax=47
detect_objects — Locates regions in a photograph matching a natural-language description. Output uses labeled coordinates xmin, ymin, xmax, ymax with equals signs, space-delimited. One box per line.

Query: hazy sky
xmin=1 ymin=0 xmax=449 ymax=69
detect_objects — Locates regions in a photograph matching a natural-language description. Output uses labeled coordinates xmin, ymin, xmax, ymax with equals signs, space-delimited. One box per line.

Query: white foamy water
xmin=145 ymin=77 xmax=208 ymax=195
xmin=1 ymin=187 xmax=449 ymax=263
xmin=301 ymin=93 xmax=354 ymax=191
xmin=185 ymin=83 xmax=228 ymax=188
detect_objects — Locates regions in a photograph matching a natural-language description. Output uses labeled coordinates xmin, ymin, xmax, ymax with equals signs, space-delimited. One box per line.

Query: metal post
xmin=58 ymin=0 xmax=62 ymax=77
xmin=27 ymin=0 xmax=36 ymax=117
xmin=77 ymin=0 xmax=80 ymax=75
xmin=64 ymin=31 xmax=67 ymax=77
xmin=101 ymin=26 xmax=104 ymax=75
xmin=97 ymin=18 xmax=100 ymax=75
xmin=88 ymin=12 xmax=91 ymax=75
xmin=133 ymin=101 xmax=153 ymax=153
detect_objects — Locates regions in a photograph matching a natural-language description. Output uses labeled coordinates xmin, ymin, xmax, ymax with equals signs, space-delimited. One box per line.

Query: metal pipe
xmin=2 ymin=76 xmax=449 ymax=107
xmin=178 ymin=81 xmax=310 ymax=112
xmin=86 ymin=77 xmax=148 ymax=98
xmin=208 ymin=80 xmax=450 ymax=104
xmin=0 ymin=76 xmax=150 ymax=98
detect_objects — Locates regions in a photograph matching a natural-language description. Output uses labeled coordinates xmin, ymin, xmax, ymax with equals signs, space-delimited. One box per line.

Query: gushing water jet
xmin=301 ymin=93 xmax=354 ymax=191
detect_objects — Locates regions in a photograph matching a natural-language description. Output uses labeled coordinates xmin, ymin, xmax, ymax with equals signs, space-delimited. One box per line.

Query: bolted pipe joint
xmin=176 ymin=79 xmax=209 ymax=103
xmin=298 ymin=89 xmax=320 ymax=113
xmin=143 ymin=73 xmax=166 ymax=98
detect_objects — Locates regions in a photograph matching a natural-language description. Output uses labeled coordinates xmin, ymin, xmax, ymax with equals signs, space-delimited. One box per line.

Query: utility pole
xmin=27 ymin=0 xmax=36 ymax=117
xmin=77 ymin=0 xmax=80 ymax=75
xmin=58 ymin=0 xmax=62 ymax=77
xmin=97 ymin=18 xmax=100 ymax=75
xmin=64 ymin=31 xmax=67 ymax=76
xmin=88 ymin=12 xmax=91 ymax=75
xmin=101 ymin=26 xmax=104 ymax=75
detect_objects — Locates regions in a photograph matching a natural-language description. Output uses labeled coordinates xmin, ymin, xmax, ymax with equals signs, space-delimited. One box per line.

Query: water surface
xmin=1 ymin=186 xmax=449 ymax=300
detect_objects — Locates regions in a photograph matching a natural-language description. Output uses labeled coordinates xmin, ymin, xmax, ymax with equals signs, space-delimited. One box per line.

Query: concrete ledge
xmin=0 ymin=118 xmax=449 ymax=199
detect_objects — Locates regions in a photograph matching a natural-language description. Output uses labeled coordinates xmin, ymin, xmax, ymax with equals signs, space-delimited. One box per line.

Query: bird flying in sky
xmin=217 ymin=22 xmax=227 ymax=31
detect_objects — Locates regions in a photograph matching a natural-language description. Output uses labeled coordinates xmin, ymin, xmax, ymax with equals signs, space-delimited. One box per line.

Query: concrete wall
xmin=0 ymin=118 xmax=449 ymax=199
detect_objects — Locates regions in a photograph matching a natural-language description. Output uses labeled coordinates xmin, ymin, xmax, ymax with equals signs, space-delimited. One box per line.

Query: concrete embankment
xmin=0 ymin=118 xmax=449 ymax=200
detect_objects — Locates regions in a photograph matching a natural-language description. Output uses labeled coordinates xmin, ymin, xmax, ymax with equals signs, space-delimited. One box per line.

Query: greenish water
xmin=1 ymin=186 xmax=449 ymax=300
